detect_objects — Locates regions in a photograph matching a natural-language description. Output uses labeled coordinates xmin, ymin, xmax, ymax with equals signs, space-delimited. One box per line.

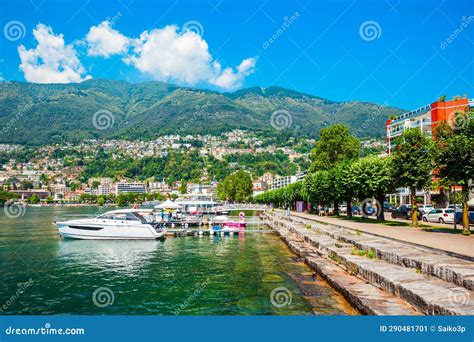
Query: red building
xmin=385 ymin=97 xmax=472 ymax=205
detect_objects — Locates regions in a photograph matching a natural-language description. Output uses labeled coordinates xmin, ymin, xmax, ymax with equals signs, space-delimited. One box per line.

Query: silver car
xmin=422 ymin=209 xmax=455 ymax=224
xmin=418 ymin=204 xmax=434 ymax=215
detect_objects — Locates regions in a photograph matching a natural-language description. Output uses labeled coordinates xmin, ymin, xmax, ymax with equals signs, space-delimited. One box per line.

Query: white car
xmin=422 ymin=209 xmax=455 ymax=224
xmin=418 ymin=204 xmax=434 ymax=215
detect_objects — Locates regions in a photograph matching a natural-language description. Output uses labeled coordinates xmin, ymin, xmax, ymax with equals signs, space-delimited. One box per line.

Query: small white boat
xmin=55 ymin=209 xmax=166 ymax=240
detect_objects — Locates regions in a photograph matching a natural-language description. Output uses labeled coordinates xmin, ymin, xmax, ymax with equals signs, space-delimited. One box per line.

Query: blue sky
xmin=0 ymin=0 xmax=472 ymax=109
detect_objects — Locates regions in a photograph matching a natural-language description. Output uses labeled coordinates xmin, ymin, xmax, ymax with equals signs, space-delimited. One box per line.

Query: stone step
xmin=267 ymin=220 xmax=419 ymax=315
xmin=281 ymin=213 xmax=474 ymax=291
xmin=325 ymin=245 xmax=474 ymax=315
xmin=265 ymin=213 xmax=474 ymax=315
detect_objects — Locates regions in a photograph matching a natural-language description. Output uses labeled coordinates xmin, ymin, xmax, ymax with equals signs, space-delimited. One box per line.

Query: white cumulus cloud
xmin=210 ymin=57 xmax=257 ymax=90
xmin=85 ymin=21 xmax=130 ymax=58
xmin=17 ymin=23 xmax=255 ymax=89
xmin=124 ymin=25 xmax=256 ymax=90
xmin=18 ymin=24 xmax=90 ymax=83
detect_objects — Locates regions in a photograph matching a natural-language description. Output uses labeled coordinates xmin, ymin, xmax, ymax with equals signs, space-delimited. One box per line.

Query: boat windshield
xmin=98 ymin=212 xmax=146 ymax=223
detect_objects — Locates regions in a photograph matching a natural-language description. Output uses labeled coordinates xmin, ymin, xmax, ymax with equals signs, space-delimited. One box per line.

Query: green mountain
xmin=0 ymin=79 xmax=403 ymax=145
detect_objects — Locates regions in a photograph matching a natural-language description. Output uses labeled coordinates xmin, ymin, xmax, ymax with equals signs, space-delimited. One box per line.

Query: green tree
xmin=333 ymin=162 xmax=357 ymax=218
xmin=70 ymin=181 xmax=80 ymax=191
xmin=392 ymin=129 xmax=435 ymax=227
xmin=302 ymin=170 xmax=333 ymax=206
xmin=434 ymin=112 xmax=473 ymax=235
xmin=349 ymin=156 xmax=394 ymax=221
xmin=29 ymin=194 xmax=40 ymax=204
xmin=20 ymin=180 xmax=34 ymax=190
xmin=217 ymin=171 xmax=253 ymax=202
xmin=39 ymin=173 xmax=49 ymax=186
xmin=97 ymin=196 xmax=105 ymax=206
xmin=0 ymin=191 xmax=18 ymax=206
xmin=310 ymin=124 xmax=360 ymax=172
xmin=115 ymin=193 xmax=128 ymax=206
xmin=179 ymin=179 xmax=188 ymax=194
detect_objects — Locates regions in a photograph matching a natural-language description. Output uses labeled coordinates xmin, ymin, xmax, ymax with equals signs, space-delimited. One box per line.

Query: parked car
xmin=445 ymin=204 xmax=462 ymax=211
xmin=455 ymin=211 xmax=474 ymax=225
xmin=339 ymin=205 xmax=347 ymax=214
xmin=351 ymin=206 xmax=361 ymax=215
xmin=383 ymin=202 xmax=396 ymax=212
xmin=422 ymin=209 xmax=455 ymax=224
xmin=418 ymin=204 xmax=434 ymax=215
xmin=391 ymin=205 xmax=422 ymax=220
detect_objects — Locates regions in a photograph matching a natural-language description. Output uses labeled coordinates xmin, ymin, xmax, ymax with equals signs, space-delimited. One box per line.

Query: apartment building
xmin=115 ymin=182 xmax=147 ymax=195
xmin=385 ymin=97 xmax=473 ymax=205
xmin=269 ymin=171 xmax=307 ymax=190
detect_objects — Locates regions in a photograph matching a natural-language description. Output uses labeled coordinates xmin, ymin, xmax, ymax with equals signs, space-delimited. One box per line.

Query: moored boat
xmin=55 ymin=209 xmax=167 ymax=240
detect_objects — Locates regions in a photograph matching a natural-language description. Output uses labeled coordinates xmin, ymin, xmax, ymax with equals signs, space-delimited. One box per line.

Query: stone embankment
xmin=263 ymin=211 xmax=474 ymax=315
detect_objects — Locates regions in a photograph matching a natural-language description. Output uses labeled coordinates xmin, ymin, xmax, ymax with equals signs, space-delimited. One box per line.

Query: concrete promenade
xmin=264 ymin=211 xmax=474 ymax=315
xmin=289 ymin=211 xmax=474 ymax=259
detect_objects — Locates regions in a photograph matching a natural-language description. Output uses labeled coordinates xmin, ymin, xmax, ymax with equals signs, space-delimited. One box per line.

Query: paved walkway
xmin=289 ymin=211 xmax=474 ymax=258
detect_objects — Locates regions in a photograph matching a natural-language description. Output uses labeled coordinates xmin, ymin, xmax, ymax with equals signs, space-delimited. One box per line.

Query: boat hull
xmin=56 ymin=221 xmax=166 ymax=240
xmin=223 ymin=222 xmax=246 ymax=228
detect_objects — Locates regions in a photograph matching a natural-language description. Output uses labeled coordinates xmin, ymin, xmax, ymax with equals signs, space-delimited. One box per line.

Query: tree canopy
xmin=310 ymin=124 xmax=360 ymax=172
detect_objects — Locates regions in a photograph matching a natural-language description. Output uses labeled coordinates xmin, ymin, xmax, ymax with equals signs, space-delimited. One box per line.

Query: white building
xmin=269 ymin=171 xmax=307 ymax=190
xmin=115 ymin=182 xmax=146 ymax=195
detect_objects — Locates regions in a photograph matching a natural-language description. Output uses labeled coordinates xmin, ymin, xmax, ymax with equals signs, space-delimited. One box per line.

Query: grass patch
xmin=329 ymin=253 xmax=343 ymax=265
xmin=335 ymin=215 xmax=411 ymax=227
xmin=351 ymin=247 xmax=377 ymax=259
xmin=421 ymin=226 xmax=468 ymax=235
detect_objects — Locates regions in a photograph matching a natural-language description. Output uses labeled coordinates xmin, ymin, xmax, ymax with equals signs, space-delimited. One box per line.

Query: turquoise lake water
xmin=0 ymin=206 xmax=356 ymax=315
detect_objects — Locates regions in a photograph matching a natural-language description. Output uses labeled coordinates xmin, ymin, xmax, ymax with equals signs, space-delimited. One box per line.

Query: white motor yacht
xmin=55 ymin=209 xmax=166 ymax=240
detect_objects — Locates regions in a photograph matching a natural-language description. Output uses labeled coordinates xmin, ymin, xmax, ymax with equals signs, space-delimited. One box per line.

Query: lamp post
xmin=452 ymin=185 xmax=457 ymax=230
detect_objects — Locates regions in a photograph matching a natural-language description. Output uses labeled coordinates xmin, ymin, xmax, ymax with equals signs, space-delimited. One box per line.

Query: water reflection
xmin=57 ymin=240 xmax=164 ymax=276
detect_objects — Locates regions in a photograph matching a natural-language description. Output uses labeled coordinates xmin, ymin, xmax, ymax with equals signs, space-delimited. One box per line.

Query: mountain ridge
xmin=0 ymin=80 xmax=404 ymax=145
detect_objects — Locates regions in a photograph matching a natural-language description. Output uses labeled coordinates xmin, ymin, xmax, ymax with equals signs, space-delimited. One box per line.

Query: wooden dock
xmin=166 ymin=228 xmax=272 ymax=237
